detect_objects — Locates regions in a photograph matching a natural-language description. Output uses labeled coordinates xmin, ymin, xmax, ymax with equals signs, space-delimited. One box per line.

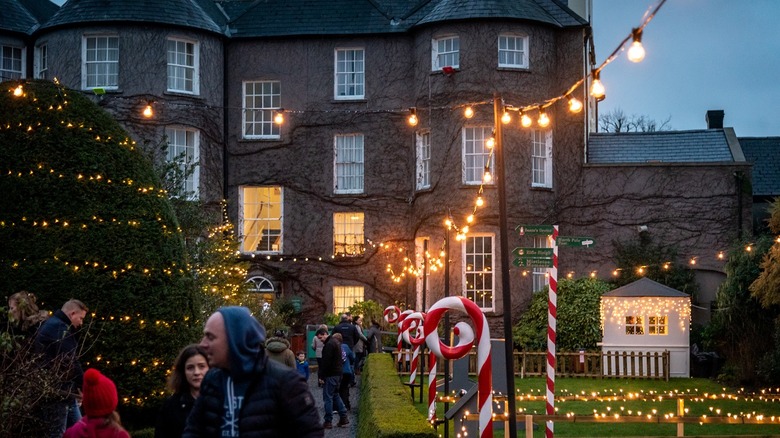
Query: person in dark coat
xmin=35 ymin=299 xmax=88 ymax=438
xmin=317 ymin=328 xmax=348 ymax=429
xmin=265 ymin=330 xmax=296 ymax=368
xmin=365 ymin=320 xmax=383 ymax=354
xmin=155 ymin=344 xmax=209 ymax=438
xmin=183 ymin=306 xmax=322 ymax=438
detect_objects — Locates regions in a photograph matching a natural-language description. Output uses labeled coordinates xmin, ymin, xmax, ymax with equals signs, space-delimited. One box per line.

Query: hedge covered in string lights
xmin=0 ymin=79 xmax=201 ymax=404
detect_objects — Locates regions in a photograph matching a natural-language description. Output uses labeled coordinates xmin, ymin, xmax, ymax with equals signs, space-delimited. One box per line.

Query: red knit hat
xmin=82 ymin=368 xmax=118 ymax=417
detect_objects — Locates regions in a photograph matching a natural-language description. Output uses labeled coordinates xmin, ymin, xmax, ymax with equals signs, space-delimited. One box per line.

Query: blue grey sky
xmin=592 ymin=0 xmax=780 ymax=137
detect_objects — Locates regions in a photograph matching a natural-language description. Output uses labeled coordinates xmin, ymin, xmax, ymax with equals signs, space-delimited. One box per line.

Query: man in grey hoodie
xmin=183 ymin=306 xmax=322 ymax=437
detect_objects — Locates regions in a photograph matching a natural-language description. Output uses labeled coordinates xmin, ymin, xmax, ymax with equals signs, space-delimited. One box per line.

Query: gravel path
xmin=309 ymin=373 xmax=360 ymax=437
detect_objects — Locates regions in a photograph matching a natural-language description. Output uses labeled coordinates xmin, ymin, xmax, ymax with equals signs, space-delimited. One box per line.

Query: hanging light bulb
xmin=538 ymin=107 xmax=550 ymax=128
xmin=590 ymin=70 xmax=605 ymax=100
xmin=483 ymin=168 xmax=492 ymax=183
xmin=627 ymin=28 xmax=646 ymax=63
xmin=274 ymin=109 xmax=285 ymax=125
xmin=476 ymin=196 xmax=484 ymax=207
xmin=13 ymin=84 xmax=23 ymax=97
xmin=501 ymin=109 xmax=511 ymax=124
xmin=408 ymin=107 xmax=418 ymax=126
xmin=462 ymin=225 xmax=469 ymax=234
xmin=520 ymin=111 xmax=532 ymax=128
xmin=142 ymin=103 xmax=154 ymax=118
xmin=567 ymin=94 xmax=583 ymax=113
xmin=466 ymin=214 xmax=474 ymax=223
xmin=464 ymin=106 xmax=474 ymax=119
xmin=485 ymin=136 xmax=495 ymax=149
xmin=444 ymin=218 xmax=452 ymax=228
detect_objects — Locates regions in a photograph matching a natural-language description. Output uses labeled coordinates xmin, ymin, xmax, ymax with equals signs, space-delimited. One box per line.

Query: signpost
xmin=516 ymin=224 xmax=554 ymax=236
xmin=557 ymin=236 xmax=596 ymax=247
xmin=512 ymin=257 xmax=554 ymax=268
xmin=512 ymin=247 xmax=554 ymax=258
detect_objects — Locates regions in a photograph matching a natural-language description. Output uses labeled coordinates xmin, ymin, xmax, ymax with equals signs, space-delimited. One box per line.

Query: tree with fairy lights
xmin=0 ymin=80 xmax=200 ymax=426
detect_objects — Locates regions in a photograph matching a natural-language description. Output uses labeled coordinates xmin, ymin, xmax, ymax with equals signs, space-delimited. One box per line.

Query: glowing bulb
xmin=568 ymin=96 xmax=583 ymax=113
xmin=13 ymin=85 xmax=23 ymax=97
xmin=520 ymin=112 xmax=532 ymax=128
xmin=445 ymin=218 xmax=452 ymax=227
xmin=464 ymin=106 xmax=474 ymax=118
xmin=590 ymin=70 xmax=605 ymax=99
xmin=485 ymin=137 xmax=495 ymax=149
xmin=538 ymin=109 xmax=550 ymax=128
xmin=466 ymin=214 xmax=474 ymax=223
xmin=476 ymin=196 xmax=484 ymax=207
xmin=142 ymin=104 xmax=153 ymax=118
xmin=408 ymin=107 xmax=418 ymax=126
xmin=627 ymin=28 xmax=646 ymax=63
xmin=483 ymin=170 xmax=492 ymax=183
xmin=462 ymin=225 xmax=469 ymax=234
xmin=274 ymin=110 xmax=284 ymax=125
xmin=501 ymin=111 xmax=511 ymax=124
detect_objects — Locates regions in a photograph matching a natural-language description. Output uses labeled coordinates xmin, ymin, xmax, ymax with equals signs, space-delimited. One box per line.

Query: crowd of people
xmin=4 ymin=291 xmax=387 ymax=437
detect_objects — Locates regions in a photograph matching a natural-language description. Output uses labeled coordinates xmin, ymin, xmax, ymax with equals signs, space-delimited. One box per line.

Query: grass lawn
xmin=410 ymin=376 xmax=780 ymax=437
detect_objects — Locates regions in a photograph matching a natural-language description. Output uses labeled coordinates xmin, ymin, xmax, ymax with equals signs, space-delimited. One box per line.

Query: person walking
xmin=311 ymin=324 xmax=327 ymax=386
xmin=35 ymin=298 xmax=88 ymax=438
xmin=183 ymin=306 xmax=322 ymax=437
xmin=338 ymin=339 xmax=355 ymax=411
xmin=352 ymin=316 xmax=367 ymax=375
xmin=64 ymin=368 xmax=129 ymax=438
xmin=155 ymin=344 xmax=209 ymax=438
xmin=316 ymin=327 xmax=348 ymax=429
xmin=265 ymin=330 xmax=296 ymax=368
xmin=365 ymin=320 xmax=383 ymax=354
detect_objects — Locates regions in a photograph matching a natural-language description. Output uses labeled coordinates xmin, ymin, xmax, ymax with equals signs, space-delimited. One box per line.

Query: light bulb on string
xmin=483 ymin=168 xmax=492 ymax=183
xmin=466 ymin=214 xmax=474 ymax=223
xmin=567 ymin=94 xmax=583 ymax=113
xmin=407 ymin=107 xmax=418 ymax=126
xmin=142 ymin=102 xmax=154 ymax=118
xmin=274 ymin=109 xmax=285 ymax=125
xmin=520 ymin=111 xmax=532 ymax=128
xmin=13 ymin=84 xmax=23 ymax=97
xmin=501 ymin=109 xmax=511 ymax=124
xmin=627 ymin=28 xmax=646 ymax=63
xmin=590 ymin=69 xmax=605 ymax=100
xmin=485 ymin=136 xmax=495 ymax=149
xmin=464 ymin=106 xmax=474 ymax=119
xmin=538 ymin=107 xmax=550 ymax=128
xmin=476 ymin=196 xmax=484 ymax=207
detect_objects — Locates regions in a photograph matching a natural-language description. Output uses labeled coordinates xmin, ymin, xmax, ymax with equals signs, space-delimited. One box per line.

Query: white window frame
xmin=164 ymin=126 xmax=200 ymax=200
xmin=243 ymin=80 xmax=281 ymax=139
xmin=432 ymin=35 xmax=459 ymax=71
xmin=334 ymin=133 xmax=364 ymax=194
xmin=334 ymin=48 xmax=364 ymax=100
xmin=239 ymin=186 xmax=284 ymax=254
xmin=498 ymin=34 xmax=529 ymax=69
xmin=463 ymin=234 xmax=495 ymax=311
xmin=34 ymin=44 xmax=47 ymax=79
xmin=648 ymin=315 xmax=668 ymax=335
xmin=532 ymin=235 xmax=551 ymax=293
xmin=462 ymin=127 xmax=494 ymax=185
xmin=625 ymin=315 xmax=645 ymax=335
xmin=333 ymin=212 xmax=365 ymax=257
xmin=82 ymin=35 xmax=119 ymax=90
xmin=1 ymin=45 xmax=25 ymax=80
xmin=532 ymin=130 xmax=553 ymax=188
xmin=416 ymin=131 xmax=431 ymax=190
xmin=333 ymin=285 xmax=364 ymax=314
xmin=167 ymin=37 xmax=199 ymax=94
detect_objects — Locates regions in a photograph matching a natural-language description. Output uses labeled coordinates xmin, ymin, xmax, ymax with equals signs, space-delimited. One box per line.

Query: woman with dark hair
xmin=154 ymin=344 xmax=209 ymax=438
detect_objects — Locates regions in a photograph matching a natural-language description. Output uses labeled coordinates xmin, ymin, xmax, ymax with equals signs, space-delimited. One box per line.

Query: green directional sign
xmin=557 ymin=236 xmax=596 ymax=247
xmin=516 ymin=224 xmax=554 ymax=236
xmin=512 ymin=247 xmax=554 ymax=258
xmin=513 ymin=257 xmax=554 ymax=268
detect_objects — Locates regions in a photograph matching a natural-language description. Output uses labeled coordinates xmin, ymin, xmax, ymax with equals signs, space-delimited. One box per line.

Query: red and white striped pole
xmin=427 ymin=352 xmax=437 ymax=422
xmin=546 ymin=225 xmax=559 ymax=438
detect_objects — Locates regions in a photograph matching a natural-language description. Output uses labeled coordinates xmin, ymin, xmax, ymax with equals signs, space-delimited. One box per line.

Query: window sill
xmin=332 ymin=98 xmax=367 ymax=103
xmin=530 ymin=185 xmax=553 ymax=192
xmin=237 ymin=137 xmax=282 ymax=143
xmin=163 ymin=90 xmax=203 ymax=99
xmin=497 ymin=67 xmax=530 ymax=72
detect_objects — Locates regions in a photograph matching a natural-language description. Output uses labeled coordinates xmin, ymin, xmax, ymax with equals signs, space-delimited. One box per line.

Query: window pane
xmin=464 ymin=235 xmax=494 ymax=310
xmin=241 ymin=186 xmax=283 ymax=253
xmin=335 ymin=134 xmax=364 ymax=193
xmin=333 ymin=286 xmax=364 ymax=314
xmin=243 ymin=81 xmax=281 ymax=138
xmin=462 ymin=127 xmax=493 ymax=185
xmin=84 ymin=36 xmax=118 ymax=88
xmin=333 ymin=212 xmax=364 ymax=256
xmin=335 ymin=48 xmax=365 ymax=99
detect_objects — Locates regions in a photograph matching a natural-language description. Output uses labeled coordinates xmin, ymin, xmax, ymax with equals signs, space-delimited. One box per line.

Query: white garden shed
xmin=600 ymin=277 xmax=691 ymax=378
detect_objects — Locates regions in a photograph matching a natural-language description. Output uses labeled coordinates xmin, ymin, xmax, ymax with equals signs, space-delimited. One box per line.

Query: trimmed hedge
xmin=357 ymin=353 xmax=436 ymax=438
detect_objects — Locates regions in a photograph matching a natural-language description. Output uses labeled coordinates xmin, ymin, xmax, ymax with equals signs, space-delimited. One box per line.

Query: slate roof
xmin=739 ymin=137 xmax=780 ymax=197
xmin=603 ymin=277 xmax=689 ymax=298
xmin=39 ymin=0 xmax=225 ymax=35
xmin=416 ymin=0 xmax=587 ymax=28
xmin=0 ymin=0 xmax=59 ymax=35
xmin=588 ymin=130 xmax=736 ymax=164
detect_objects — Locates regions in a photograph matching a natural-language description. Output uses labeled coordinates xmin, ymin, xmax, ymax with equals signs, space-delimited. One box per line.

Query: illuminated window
xmin=239 ymin=186 xmax=283 ymax=253
xmin=333 ymin=285 xmax=364 ymax=314
xmin=333 ymin=212 xmax=364 ymax=256
xmin=335 ymin=48 xmax=364 ymax=99
xmin=35 ymin=44 xmax=47 ymax=79
xmin=247 ymin=276 xmax=275 ymax=308
xmin=432 ymin=35 xmax=459 ymax=70
xmin=463 ymin=234 xmax=494 ymax=310
xmin=243 ymin=80 xmax=281 ymax=139
xmin=532 ymin=235 xmax=550 ymax=292
xmin=82 ymin=35 xmax=118 ymax=89
xmin=416 ymin=131 xmax=431 ymax=190
xmin=648 ymin=315 xmax=668 ymax=335
xmin=167 ymin=38 xmax=199 ymax=94
xmin=498 ymin=34 xmax=528 ymax=69
xmin=625 ymin=315 xmax=645 ymax=335
xmin=462 ymin=127 xmax=494 ymax=185
xmin=165 ymin=127 xmax=200 ymax=200
xmin=1 ymin=45 xmax=24 ymax=80
xmin=532 ymin=130 xmax=552 ymax=188
xmin=334 ymin=134 xmax=364 ymax=194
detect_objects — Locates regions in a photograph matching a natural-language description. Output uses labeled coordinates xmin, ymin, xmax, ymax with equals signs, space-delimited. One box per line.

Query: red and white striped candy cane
xmin=423 ymin=296 xmax=492 ymax=438
xmin=546 ymin=225 xmax=559 ymax=438
xmin=401 ymin=312 xmax=425 ymax=386
xmin=395 ymin=310 xmax=413 ymax=363
xmin=427 ymin=352 xmax=437 ymax=421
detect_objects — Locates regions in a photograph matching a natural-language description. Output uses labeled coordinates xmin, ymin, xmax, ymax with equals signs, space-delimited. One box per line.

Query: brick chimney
xmin=706 ymin=110 xmax=724 ymax=129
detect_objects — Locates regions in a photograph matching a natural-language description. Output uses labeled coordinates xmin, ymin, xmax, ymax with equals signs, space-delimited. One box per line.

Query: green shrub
xmin=357 ymin=353 xmax=436 ymax=438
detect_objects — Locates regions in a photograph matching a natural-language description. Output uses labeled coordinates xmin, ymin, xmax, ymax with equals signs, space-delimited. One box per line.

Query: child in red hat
xmin=64 ymin=368 xmax=130 ymax=438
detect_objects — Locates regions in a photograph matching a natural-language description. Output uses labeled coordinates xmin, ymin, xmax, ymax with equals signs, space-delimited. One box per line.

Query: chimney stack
xmin=706 ymin=110 xmax=724 ymax=129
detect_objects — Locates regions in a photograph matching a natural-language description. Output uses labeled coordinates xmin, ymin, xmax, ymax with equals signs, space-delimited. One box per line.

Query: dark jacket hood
xmin=217 ymin=306 xmax=266 ymax=377
xmin=265 ymin=336 xmax=290 ymax=353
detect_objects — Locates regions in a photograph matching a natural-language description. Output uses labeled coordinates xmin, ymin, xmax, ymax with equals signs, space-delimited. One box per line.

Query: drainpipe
xmin=222 ymin=39 xmax=230 ymax=202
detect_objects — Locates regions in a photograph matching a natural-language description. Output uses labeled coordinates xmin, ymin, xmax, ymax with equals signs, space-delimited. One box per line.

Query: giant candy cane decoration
xmin=400 ymin=312 xmax=426 ymax=386
xmin=423 ymin=296 xmax=492 ymax=438
xmin=384 ymin=306 xmax=413 ymax=363
xmin=546 ymin=225 xmax=559 ymax=438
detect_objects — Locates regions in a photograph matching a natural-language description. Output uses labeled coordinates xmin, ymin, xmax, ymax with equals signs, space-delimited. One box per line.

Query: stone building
xmin=0 ymin=0 xmax=751 ymax=331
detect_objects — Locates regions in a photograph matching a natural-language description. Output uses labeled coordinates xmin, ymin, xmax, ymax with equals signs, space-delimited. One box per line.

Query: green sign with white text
xmin=516 ymin=224 xmax=554 ymax=236
xmin=557 ymin=236 xmax=596 ymax=247
xmin=512 ymin=257 xmax=554 ymax=268
xmin=512 ymin=247 xmax=554 ymax=258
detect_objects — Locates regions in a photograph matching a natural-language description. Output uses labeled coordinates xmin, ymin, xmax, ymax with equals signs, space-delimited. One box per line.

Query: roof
xmin=588 ymin=130 xmax=736 ymax=164
xmin=415 ymin=0 xmax=587 ymax=28
xmin=0 ymin=0 xmax=59 ymax=35
xmin=39 ymin=0 xmax=225 ymax=35
xmin=739 ymin=136 xmax=780 ymax=197
xmin=603 ymin=277 xmax=689 ymax=298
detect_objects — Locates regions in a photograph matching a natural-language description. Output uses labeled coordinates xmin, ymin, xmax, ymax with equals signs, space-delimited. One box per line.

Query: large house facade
xmin=1 ymin=0 xmax=751 ymax=331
